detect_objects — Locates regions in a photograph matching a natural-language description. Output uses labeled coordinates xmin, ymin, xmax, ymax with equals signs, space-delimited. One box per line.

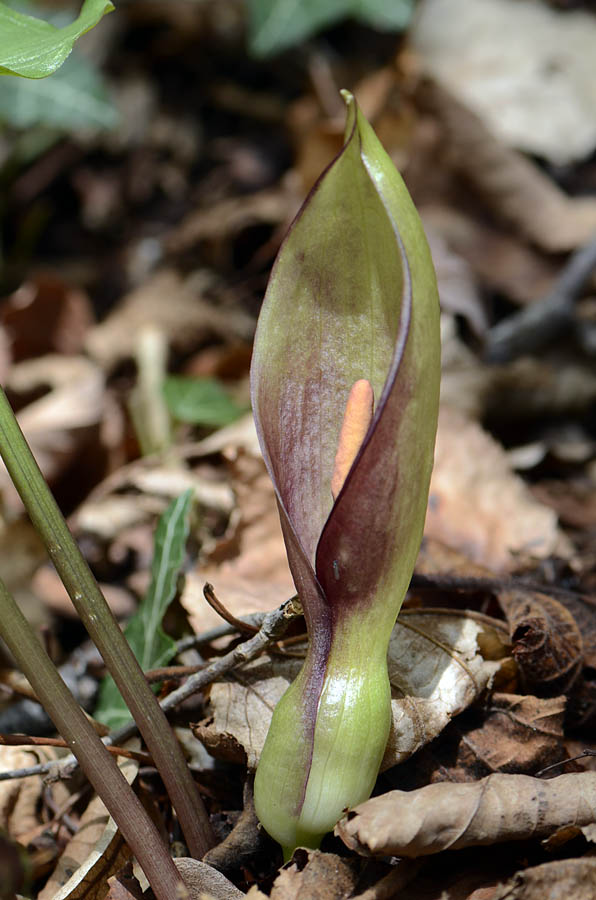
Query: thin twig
xmin=203 ymin=583 xmax=259 ymax=634
xmin=133 ymin=596 xmax=300 ymax=721
xmin=175 ymin=612 xmax=269 ymax=652
xmin=410 ymin=572 xmax=591 ymax=602
xmin=485 ymin=232 xmax=596 ymax=362
xmin=0 ymin=733 xmax=154 ymax=765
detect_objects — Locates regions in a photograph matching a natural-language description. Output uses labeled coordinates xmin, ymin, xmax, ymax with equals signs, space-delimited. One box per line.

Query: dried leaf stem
xmin=0 ymin=576 xmax=184 ymax=899
xmin=0 ymin=387 xmax=213 ymax=857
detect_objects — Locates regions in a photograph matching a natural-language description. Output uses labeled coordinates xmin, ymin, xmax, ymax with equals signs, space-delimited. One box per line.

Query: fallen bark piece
xmin=336 ymin=771 xmax=596 ymax=858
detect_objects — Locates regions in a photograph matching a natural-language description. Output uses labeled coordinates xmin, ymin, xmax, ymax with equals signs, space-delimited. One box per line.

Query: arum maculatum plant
xmin=251 ymin=91 xmax=441 ymax=856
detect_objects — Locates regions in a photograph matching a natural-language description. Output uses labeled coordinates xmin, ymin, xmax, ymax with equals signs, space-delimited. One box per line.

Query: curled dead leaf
xmin=499 ymin=590 xmax=583 ymax=695
xmin=336 ymin=771 xmax=596 ymax=858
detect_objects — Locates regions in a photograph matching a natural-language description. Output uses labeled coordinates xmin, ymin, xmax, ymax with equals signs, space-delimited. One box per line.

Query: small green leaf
xmin=95 ymin=490 xmax=193 ymax=729
xmin=163 ymin=375 xmax=245 ymax=428
xmin=0 ymin=53 xmax=118 ymax=130
xmin=247 ymin=0 xmax=414 ymax=57
xmin=0 ymin=0 xmax=114 ymax=79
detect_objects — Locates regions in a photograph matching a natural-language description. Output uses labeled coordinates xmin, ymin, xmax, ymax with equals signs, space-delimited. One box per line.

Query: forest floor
xmin=1 ymin=2 xmax=595 ymax=898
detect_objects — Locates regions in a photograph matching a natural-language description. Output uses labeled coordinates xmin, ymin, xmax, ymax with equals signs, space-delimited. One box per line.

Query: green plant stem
xmin=0 ymin=387 xmax=214 ymax=857
xmin=0 ymin=577 xmax=183 ymax=900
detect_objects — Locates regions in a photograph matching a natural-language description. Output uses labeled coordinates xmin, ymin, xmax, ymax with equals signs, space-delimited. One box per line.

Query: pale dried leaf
xmin=165 ymin=189 xmax=291 ymax=255
xmin=413 ymin=0 xmax=596 ymax=165
xmin=0 ymin=745 xmax=59 ymax=841
xmin=421 ymin=205 xmax=558 ymax=306
xmin=74 ymin=466 xmax=233 ymax=543
xmin=183 ymin=571 xmax=293 ymax=635
xmin=415 ymin=78 xmax=596 ymax=252
xmin=85 ymin=270 xmax=253 ymax=370
xmin=39 ymin=746 xmax=139 ymax=900
xmin=425 ymin=224 xmax=487 ymax=337
xmin=32 ymin=565 xmax=135 ymax=619
xmin=0 ymin=355 xmax=105 ymax=507
xmin=195 ymin=612 xmax=503 ymax=770
xmin=173 ymin=858 xmax=244 ymax=900
xmin=7 ymin=355 xmax=104 ymax=432
xmin=425 ymin=407 xmax=569 ymax=571
xmin=336 ymin=771 xmax=596 ymax=858
xmin=193 ymin=412 xmax=261 ymax=458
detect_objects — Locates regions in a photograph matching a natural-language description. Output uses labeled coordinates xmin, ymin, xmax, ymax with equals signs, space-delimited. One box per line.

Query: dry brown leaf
xmin=38 ymin=747 xmax=139 ymax=900
xmin=165 ymin=188 xmax=292 ymax=255
xmin=182 ymin=450 xmax=295 ymax=634
xmin=493 ymin=858 xmax=596 ymax=900
xmin=421 ymin=206 xmax=558 ymax=306
xmin=393 ymin=694 xmax=566 ymax=789
xmin=532 ymin=479 xmax=596 ymax=531
xmin=2 ymin=273 xmax=94 ymax=361
xmin=336 ymin=771 xmax=596 ymax=858
xmin=415 ymin=78 xmax=596 ymax=252
xmin=498 ymin=591 xmax=583 ymax=695
xmin=425 ymin=407 xmax=568 ymax=571
xmin=452 ymin=693 xmax=566 ymax=777
xmin=85 ymin=269 xmax=254 ymax=370
xmin=194 ymin=612 xmax=503 ymax=771
xmin=246 ymin=849 xmax=359 ymax=900
xmin=0 ymin=355 xmax=106 ymax=509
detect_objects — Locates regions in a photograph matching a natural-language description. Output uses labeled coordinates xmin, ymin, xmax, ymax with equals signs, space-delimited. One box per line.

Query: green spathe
xmin=251 ymin=92 xmax=440 ymax=854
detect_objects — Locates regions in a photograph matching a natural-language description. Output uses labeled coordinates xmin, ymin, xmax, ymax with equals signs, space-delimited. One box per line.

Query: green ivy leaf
xmin=0 ymin=0 xmax=114 ymax=79
xmin=247 ymin=0 xmax=414 ymax=57
xmin=95 ymin=490 xmax=193 ymax=730
xmin=163 ymin=375 xmax=245 ymax=428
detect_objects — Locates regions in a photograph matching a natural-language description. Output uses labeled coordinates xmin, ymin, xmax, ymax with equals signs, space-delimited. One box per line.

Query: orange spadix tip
xmin=331 ymin=378 xmax=374 ymax=500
